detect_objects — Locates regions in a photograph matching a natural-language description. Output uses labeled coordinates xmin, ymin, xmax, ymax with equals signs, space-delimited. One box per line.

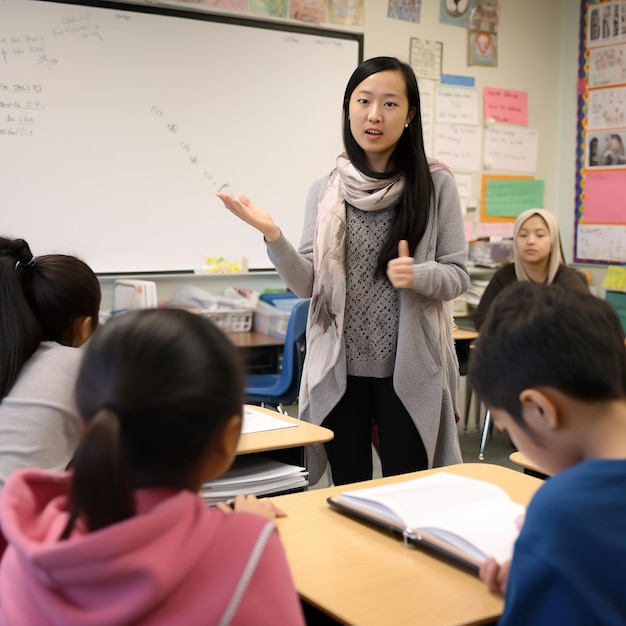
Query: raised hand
xmin=216 ymin=192 xmax=281 ymax=242
xmin=386 ymin=239 xmax=414 ymax=288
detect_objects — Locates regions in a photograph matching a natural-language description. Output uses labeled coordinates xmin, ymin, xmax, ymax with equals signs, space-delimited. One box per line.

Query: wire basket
xmin=201 ymin=308 xmax=254 ymax=333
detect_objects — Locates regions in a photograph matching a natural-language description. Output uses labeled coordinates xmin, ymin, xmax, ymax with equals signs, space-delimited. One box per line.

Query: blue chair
xmin=245 ymin=298 xmax=310 ymax=414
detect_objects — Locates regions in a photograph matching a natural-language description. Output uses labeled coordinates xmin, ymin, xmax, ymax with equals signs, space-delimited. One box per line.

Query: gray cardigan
xmin=267 ymin=169 xmax=470 ymax=484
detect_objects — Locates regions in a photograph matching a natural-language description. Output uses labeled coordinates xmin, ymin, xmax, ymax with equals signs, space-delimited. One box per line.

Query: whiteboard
xmin=1 ymin=0 xmax=362 ymax=273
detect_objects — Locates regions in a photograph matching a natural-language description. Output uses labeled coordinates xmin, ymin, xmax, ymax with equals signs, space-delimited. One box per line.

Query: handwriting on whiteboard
xmin=150 ymin=104 xmax=230 ymax=190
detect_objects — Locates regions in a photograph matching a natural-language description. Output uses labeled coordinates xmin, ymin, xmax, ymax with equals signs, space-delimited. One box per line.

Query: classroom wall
xmin=98 ymin=0 xmax=598 ymax=308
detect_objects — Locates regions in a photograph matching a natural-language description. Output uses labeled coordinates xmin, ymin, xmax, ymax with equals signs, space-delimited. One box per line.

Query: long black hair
xmin=342 ymin=57 xmax=434 ymax=277
xmin=61 ymin=308 xmax=244 ymax=537
xmin=0 ymin=237 xmax=101 ymax=399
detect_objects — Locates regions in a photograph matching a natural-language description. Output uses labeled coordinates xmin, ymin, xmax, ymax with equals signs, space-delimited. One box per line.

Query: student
xmin=474 ymin=208 xmax=588 ymax=331
xmin=469 ymin=281 xmax=626 ymax=624
xmin=0 ymin=308 xmax=305 ymax=625
xmin=0 ymin=236 xmax=101 ymax=491
xmin=217 ymin=56 xmax=469 ymax=486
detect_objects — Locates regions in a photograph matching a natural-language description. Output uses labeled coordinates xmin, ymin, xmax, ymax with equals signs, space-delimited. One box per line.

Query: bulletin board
xmin=575 ymin=0 xmax=626 ymax=264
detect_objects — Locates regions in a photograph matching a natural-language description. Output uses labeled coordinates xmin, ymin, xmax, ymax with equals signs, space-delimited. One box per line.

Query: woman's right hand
xmin=216 ymin=192 xmax=281 ymax=242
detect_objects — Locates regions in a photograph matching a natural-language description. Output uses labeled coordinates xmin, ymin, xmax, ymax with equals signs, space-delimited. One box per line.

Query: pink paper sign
xmin=476 ymin=222 xmax=515 ymax=238
xmin=483 ymin=87 xmax=528 ymax=126
xmin=583 ymin=170 xmax=626 ymax=223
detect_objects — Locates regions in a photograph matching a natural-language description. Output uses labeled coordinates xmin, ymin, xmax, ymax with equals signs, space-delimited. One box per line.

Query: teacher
xmin=218 ymin=57 xmax=469 ymax=486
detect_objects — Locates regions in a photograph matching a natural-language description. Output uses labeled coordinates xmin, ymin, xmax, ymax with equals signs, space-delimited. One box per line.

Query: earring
xmin=404 ymin=123 xmax=409 ymax=128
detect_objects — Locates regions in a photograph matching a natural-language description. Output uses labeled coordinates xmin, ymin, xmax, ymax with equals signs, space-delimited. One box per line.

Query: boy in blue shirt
xmin=469 ymin=281 xmax=626 ymax=625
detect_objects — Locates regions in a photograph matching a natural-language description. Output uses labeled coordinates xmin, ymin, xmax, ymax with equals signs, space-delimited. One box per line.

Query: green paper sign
xmin=485 ymin=179 xmax=544 ymax=217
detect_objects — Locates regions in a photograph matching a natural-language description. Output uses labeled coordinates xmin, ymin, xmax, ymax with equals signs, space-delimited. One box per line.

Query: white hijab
xmin=513 ymin=208 xmax=564 ymax=284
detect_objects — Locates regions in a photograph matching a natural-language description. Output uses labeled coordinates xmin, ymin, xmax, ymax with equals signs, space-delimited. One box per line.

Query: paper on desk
xmin=242 ymin=407 xmax=298 ymax=434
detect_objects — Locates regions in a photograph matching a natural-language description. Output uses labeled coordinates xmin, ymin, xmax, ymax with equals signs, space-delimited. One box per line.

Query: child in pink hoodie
xmin=0 ymin=308 xmax=305 ymax=626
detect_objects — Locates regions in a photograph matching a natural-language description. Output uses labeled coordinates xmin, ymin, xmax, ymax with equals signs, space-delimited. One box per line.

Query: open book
xmin=327 ymin=472 xmax=524 ymax=573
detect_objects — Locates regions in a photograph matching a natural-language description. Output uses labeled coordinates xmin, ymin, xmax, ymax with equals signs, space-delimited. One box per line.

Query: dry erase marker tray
xmin=199 ymin=308 xmax=253 ymax=332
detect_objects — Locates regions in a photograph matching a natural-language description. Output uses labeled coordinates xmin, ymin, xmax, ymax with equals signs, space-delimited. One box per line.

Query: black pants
xmin=322 ymin=376 xmax=428 ymax=486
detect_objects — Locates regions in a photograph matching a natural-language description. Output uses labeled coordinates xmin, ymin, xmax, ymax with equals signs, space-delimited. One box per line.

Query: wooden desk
xmin=238 ymin=405 xmax=333 ymax=455
xmin=226 ymin=331 xmax=284 ymax=348
xmin=273 ymin=463 xmax=542 ymax=626
xmin=453 ymin=328 xmax=478 ymax=342
xmin=226 ymin=331 xmax=284 ymax=373
xmin=509 ymin=451 xmax=550 ymax=478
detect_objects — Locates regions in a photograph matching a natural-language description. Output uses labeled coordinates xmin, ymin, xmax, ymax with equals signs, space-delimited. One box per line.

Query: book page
xmin=336 ymin=472 xmax=524 ymax=563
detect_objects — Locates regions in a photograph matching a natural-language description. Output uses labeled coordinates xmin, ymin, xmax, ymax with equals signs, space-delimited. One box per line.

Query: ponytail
xmin=0 ymin=237 xmax=43 ymax=398
xmin=60 ymin=409 xmax=134 ymax=539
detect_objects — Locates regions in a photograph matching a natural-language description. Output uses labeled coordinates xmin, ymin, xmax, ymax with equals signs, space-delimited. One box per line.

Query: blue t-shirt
xmin=500 ymin=459 xmax=626 ymax=625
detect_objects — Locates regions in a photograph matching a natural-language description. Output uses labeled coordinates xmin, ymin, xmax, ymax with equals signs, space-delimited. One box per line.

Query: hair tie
xmin=15 ymin=256 xmax=36 ymax=270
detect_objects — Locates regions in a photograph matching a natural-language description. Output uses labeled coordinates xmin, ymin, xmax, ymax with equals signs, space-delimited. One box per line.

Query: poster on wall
xmin=575 ymin=0 xmax=626 ymax=264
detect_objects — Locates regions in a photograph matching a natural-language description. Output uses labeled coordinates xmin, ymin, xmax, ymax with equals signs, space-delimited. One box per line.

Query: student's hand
xmin=216 ymin=192 xmax=281 ymax=242
xmin=216 ymin=494 xmax=287 ymax=520
xmin=386 ymin=240 xmax=414 ymax=288
xmin=479 ymin=515 xmax=523 ymax=594
xmin=479 ymin=557 xmax=511 ymax=595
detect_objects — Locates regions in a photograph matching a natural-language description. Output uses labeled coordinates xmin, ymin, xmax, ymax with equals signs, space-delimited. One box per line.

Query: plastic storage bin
xmin=201 ymin=308 xmax=253 ymax=332
xmin=253 ymin=301 xmax=291 ymax=339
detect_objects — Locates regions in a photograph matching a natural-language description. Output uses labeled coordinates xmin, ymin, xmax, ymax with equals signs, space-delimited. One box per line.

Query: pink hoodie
xmin=0 ymin=470 xmax=305 ymax=626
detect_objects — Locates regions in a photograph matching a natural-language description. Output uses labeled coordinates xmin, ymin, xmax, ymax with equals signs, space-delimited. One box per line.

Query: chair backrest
xmin=244 ymin=298 xmax=310 ymax=406
xmin=259 ymin=292 xmax=298 ymax=307
xmin=279 ymin=298 xmax=310 ymax=399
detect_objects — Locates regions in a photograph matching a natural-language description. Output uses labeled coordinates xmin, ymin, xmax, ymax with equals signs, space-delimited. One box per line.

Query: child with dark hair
xmin=0 ymin=236 xmax=101 ymax=491
xmin=469 ymin=281 xmax=626 ymax=625
xmin=0 ymin=308 xmax=305 ymax=625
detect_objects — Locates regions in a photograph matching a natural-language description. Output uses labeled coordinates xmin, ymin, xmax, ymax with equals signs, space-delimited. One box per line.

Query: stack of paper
xmin=201 ymin=454 xmax=308 ymax=505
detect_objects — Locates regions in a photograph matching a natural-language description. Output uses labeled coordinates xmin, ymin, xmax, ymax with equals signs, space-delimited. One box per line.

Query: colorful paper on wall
xmin=602 ymin=265 xmax=626 ymax=290
xmin=290 ymin=0 xmax=327 ymax=23
xmin=388 ymin=0 xmax=422 ymax=23
xmin=249 ymin=0 xmax=288 ymax=18
xmin=485 ymin=179 xmax=544 ymax=217
xmin=330 ymin=0 xmax=364 ymax=25
xmin=439 ymin=0 xmax=472 ymax=27
xmin=483 ymin=87 xmax=528 ymax=125
xmin=480 ymin=174 xmax=533 ymax=223
xmin=476 ymin=221 xmax=515 ymax=239
xmin=583 ymin=170 xmax=626 ymax=222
